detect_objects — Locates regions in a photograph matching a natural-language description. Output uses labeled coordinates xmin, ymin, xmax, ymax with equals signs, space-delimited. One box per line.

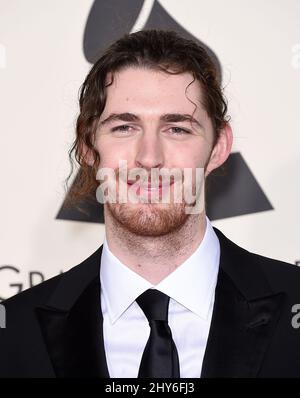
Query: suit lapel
xmin=201 ymin=228 xmax=285 ymax=378
xmin=36 ymin=246 xmax=110 ymax=378
xmin=201 ymin=269 xmax=284 ymax=377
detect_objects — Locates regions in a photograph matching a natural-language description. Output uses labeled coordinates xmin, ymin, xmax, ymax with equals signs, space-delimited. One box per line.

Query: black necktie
xmin=136 ymin=289 xmax=180 ymax=378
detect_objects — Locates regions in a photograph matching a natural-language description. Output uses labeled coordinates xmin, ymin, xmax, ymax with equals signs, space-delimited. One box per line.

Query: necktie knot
xmin=136 ymin=289 xmax=170 ymax=322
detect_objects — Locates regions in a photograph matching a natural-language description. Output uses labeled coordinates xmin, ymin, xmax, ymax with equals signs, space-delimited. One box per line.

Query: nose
xmin=134 ymin=133 xmax=164 ymax=171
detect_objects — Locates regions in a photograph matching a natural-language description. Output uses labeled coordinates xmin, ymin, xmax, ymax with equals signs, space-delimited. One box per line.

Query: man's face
xmin=94 ymin=67 xmax=217 ymax=236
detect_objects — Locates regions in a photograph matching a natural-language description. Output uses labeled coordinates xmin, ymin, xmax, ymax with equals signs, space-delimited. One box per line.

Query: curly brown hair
xmin=64 ymin=29 xmax=230 ymax=210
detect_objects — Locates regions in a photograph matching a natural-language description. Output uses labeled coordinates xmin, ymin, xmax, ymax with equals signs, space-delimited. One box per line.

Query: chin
xmin=106 ymin=201 xmax=189 ymax=237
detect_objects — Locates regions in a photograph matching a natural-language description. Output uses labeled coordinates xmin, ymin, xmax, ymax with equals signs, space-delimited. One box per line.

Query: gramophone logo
xmin=56 ymin=0 xmax=273 ymax=223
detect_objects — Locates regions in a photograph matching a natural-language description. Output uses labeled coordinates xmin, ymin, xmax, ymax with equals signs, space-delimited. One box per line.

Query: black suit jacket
xmin=1 ymin=227 xmax=300 ymax=378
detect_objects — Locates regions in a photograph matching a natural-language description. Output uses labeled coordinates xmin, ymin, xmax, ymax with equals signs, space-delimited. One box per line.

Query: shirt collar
xmin=100 ymin=216 xmax=220 ymax=323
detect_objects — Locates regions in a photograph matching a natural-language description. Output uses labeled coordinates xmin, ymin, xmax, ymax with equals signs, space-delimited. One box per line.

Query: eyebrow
xmin=98 ymin=112 xmax=204 ymax=130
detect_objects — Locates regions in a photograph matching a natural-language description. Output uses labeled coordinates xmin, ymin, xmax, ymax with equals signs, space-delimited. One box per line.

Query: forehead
xmin=103 ymin=67 xmax=205 ymax=116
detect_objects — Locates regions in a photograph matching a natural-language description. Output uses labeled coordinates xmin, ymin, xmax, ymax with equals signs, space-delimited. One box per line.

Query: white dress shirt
xmin=100 ymin=216 xmax=220 ymax=378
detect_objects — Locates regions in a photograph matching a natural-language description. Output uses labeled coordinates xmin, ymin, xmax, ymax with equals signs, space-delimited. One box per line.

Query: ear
xmin=205 ymin=123 xmax=233 ymax=177
xmin=80 ymin=142 xmax=95 ymax=167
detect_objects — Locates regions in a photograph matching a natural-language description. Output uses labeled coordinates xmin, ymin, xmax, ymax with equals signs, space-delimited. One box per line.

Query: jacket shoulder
xmin=214 ymin=226 xmax=300 ymax=297
xmin=2 ymin=263 xmax=82 ymax=309
xmin=1 ymin=245 xmax=102 ymax=311
xmin=248 ymin=250 xmax=300 ymax=296
xmin=1 ymin=271 xmax=63 ymax=311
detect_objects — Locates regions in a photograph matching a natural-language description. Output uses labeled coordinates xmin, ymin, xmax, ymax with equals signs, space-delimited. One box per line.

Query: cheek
xmin=168 ymin=141 xmax=211 ymax=169
xmin=96 ymin=138 xmax=134 ymax=169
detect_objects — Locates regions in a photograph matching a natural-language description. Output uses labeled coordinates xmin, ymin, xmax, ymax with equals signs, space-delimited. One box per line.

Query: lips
xmin=126 ymin=176 xmax=175 ymax=188
xmin=127 ymin=181 xmax=174 ymax=189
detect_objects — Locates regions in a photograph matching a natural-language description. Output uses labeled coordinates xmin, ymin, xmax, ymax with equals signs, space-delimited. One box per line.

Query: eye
xmin=169 ymin=127 xmax=190 ymax=135
xmin=111 ymin=125 xmax=132 ymax=133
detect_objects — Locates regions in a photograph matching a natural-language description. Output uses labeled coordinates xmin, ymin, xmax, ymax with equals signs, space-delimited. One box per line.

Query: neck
xmin=104 ymin=207 xmax=207 ymax=285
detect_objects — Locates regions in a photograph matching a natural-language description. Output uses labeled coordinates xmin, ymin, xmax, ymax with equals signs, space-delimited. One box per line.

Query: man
xmin=1 ymin=30 xmax=300 ymax=378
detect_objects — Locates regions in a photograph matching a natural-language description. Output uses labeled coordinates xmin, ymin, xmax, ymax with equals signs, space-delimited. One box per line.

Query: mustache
xmin=114 ymin=167 xmax=190 ymax=185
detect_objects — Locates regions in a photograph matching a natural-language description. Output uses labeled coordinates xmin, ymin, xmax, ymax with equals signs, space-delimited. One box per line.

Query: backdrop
xmin=0 ymin=0 xmax=299 ymax=301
